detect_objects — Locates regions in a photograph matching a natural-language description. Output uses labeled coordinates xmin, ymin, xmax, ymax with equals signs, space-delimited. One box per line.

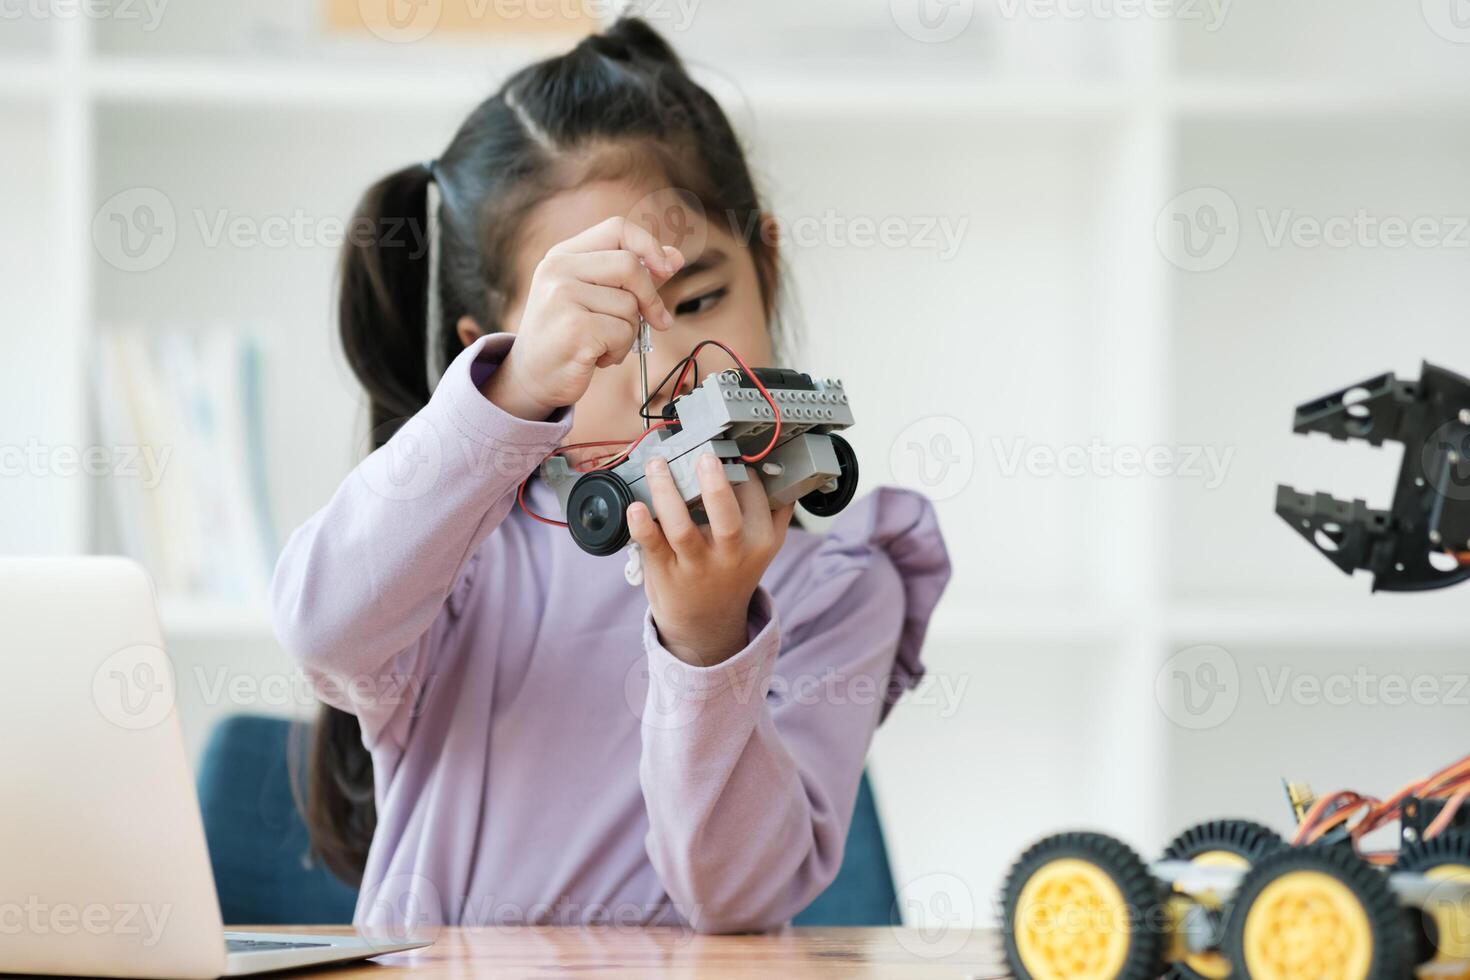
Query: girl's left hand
xmin=628 ymin=453 xmax=794 ymax=667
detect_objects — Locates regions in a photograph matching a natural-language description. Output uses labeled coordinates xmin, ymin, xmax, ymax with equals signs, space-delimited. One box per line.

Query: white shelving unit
xmin=5 ymin=0 xmax=1468 ymax=926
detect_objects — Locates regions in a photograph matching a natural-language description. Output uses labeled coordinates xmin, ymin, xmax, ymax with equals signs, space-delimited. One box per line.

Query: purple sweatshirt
xmin=271 ymin=334 xmax=951 ymax=934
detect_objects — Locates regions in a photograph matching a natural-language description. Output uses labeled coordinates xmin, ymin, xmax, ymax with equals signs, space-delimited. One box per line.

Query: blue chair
xmin=197 ymin=714 xmax=897 ymax=927
xmin=791 ymin=773 xmax=900 ymax=926
xmin=195 ymin=715 xmax=357 ymax=925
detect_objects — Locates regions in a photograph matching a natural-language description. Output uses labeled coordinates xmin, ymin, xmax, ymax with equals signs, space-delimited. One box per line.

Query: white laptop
xmin=0 ymin=557 xmax=432 ymax=978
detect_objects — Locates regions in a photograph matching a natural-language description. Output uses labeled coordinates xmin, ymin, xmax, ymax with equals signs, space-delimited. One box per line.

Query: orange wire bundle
xmin=1291 ymin=752 xmax=1470 ymax=856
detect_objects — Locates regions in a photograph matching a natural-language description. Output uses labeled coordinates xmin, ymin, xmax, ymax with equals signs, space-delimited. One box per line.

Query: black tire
xmin=1394 ymin=829 xmax=1470 ymax=968
xmin=800 ymin=433 xmax=859 ymax=518
xmin=1162 ymin=819 xmax=1288 ymax=866
xmin=1396 ymin=828 xmax=1470 ymax=874
xmin=1161 ymin=820 xmax=1287 ymax=980
xmin=1001 ymin=831 xmax=1170 ymax=980
xmin=1224 ymin=845 xmax=1414 ymax=980
xmin=566 ymin=471 xmax=635 ymax=557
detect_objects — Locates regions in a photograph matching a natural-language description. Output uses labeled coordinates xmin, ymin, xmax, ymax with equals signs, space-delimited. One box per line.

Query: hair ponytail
xmin=338 ymin=162 xmax=441 ymax=446
xmin=301 ymin=162 xmax=439 ymax=886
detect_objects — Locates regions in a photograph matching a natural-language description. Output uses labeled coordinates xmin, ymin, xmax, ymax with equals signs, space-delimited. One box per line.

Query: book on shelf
xmin=93 ymin=326 xmax=277 ymax=608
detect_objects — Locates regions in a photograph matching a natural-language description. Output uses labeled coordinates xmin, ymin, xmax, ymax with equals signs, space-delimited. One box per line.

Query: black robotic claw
xmin=1276 ymin=362 xmax=1470 ymax=592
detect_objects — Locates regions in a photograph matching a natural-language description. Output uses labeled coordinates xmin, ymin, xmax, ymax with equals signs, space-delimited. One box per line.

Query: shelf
xmin=2 ymin=53 xmax=1460 ymax=121
xmin=1170 ymin=80 xmax=1470 ymax=119
xmin=91 ymin=58 xmax=496 ymax=108
xmin=1168 ymin=602 xmax=1468 ymax=646
xmin=84 ymin=56 xmax=1133 ymax=117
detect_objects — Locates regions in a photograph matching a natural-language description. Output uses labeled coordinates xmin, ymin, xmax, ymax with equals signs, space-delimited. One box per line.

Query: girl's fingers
xmin=643 ymin=456 xmax=703 ymax=559
xmin=550 ymin=217 xmax=685 ymax=288
xmin=627 ymin=502 xmax=672 ymax=563
xmin=695 ymin=454 xmax=742 ymax=551
xmin=771 ymin=502 xmax=796 ymax=547
xmin=733 ymin=469 xmax=776 ymax=539
xmin=586 ymin=313 xmax=639 ymax=368
xmin=563 ymin=250 xmax=673 ymax=329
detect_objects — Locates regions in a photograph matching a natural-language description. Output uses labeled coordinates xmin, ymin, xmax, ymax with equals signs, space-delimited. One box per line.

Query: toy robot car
xmin=1000 ymin=754 xmax=1470 ymax=980
xmin=1277 ymin=361 xmax=1470 ymax=591
xmin=539 ymin=366 xmax=859 ymax=556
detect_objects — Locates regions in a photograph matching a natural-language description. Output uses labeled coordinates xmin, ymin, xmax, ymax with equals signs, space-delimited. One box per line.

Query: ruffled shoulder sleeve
xmin=784 ymin=486 xmax=951 ymax=720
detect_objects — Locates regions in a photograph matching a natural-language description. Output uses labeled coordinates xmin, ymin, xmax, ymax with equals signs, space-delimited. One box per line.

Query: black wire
xmin=638 ymin=352 xmax=703 ymax=421
xmin=639 ymin=339 xmax=764 ymax=423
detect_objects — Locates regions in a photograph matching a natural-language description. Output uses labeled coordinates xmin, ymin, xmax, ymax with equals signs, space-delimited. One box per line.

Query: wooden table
xmin=260 ymin=925 xmax=1008 ymax=979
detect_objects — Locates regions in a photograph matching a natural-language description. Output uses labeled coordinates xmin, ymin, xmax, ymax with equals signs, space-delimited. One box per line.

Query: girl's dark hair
xmin=309 ymin=17 xmax=779 ymax=885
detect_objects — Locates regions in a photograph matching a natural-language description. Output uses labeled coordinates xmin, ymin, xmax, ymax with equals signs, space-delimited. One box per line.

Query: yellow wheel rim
xmin=1014 ymin=858 xmax=1132 ymax=980
xmin=1242 ymin=870 xmax=1374 ymax=980
xmin=1423 ymin=863 xmax=1470 ymax=966
xmin=1180 ymin=850 xmax=1250 ymax=980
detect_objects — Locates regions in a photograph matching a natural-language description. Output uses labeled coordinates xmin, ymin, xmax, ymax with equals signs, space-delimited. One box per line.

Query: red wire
xmin=517 ymin=479 xmax=567 ymax=528
xmin=517 ymin=421 xmax=678 ymax=528
xmin=515 ymin=339 xmax=783 ymax=527
xmin=670 ymin=340 xmax=783 ymax=462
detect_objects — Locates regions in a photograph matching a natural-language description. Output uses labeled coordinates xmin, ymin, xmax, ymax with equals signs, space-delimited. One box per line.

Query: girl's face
xmin=474 ymin=179 xmax=775 ymax=450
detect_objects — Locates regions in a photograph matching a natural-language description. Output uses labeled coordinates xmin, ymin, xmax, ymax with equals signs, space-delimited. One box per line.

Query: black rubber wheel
xmin=1395 ymin=829 xmax=1470 ymax=968
xmin=566 ymin=471 xmax=635 ymax=557
xmin=1001 ymin=831 xmax=1170 ymax=980
xmin=1161 ymin=819 xmax=1287 ymax=980
xmin=1163 ymin=819 xmax=1288 ymax=867
xmin=1396 ymin=828 xmax=1470 ymax=874
xmin=800 ymin=434 xmax=859 ymax=518
xmin=1224 ymin=844 xmax=1414 ymax=980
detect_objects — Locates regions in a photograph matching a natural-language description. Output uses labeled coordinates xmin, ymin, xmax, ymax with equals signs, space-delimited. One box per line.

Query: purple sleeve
xmin=636 ymin=488 xmax=951 ymax=933
xmin=270 ymin=334 xmax=571 ymax=753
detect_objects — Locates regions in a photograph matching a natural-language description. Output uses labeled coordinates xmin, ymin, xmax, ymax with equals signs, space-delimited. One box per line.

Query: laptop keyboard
xmin=226 ymin=938 xmax=333 ymax=953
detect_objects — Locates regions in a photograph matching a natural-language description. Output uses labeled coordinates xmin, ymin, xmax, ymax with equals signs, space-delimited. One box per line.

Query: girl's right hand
xmin=484 ymin=216 xmax=685 ymax=421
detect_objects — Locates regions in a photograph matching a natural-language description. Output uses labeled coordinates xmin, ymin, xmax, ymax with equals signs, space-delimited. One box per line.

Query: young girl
xmin=272 ymin=18 xmax=950 ymax=934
